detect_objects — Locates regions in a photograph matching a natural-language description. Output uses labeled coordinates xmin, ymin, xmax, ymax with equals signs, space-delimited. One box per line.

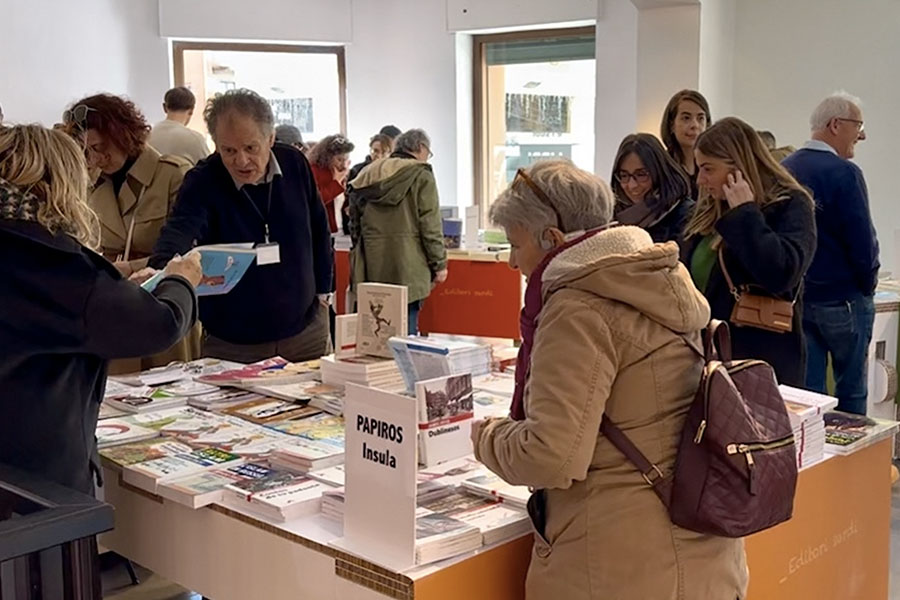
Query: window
xmin=473 ymin=28 xmax=596 ymax=224
xmin=172 ymin=42 xmax=346 ymax=145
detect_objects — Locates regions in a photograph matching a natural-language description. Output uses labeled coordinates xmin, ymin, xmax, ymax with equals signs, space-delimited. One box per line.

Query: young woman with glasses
xmin=611 ymin=133 xmax=693 ymax=248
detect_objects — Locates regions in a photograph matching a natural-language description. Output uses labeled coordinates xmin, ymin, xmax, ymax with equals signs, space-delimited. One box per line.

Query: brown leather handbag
xmin=719 ymin=249 xmax=794 ymax=333
xmin=601 ymin=320 xmax=798 ymax=538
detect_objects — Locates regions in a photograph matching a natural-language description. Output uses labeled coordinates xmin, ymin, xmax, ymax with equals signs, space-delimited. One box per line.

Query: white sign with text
xmin=337 ymin=383 xmax=418 ymax=570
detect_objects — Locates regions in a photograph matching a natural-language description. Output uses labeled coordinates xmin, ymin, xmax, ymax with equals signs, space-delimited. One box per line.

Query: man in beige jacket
xmin=473 ymin=160 xmax=748 ymax=600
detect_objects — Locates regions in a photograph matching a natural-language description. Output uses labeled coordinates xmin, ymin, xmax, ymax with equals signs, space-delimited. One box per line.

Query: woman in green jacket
xmin=347 ymin=128 xmax=448 ymax=334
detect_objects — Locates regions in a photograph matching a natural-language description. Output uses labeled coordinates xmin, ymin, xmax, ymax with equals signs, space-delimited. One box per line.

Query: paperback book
xmin=415 ymin=374 xmax=475 ymax=467
xmin=196 ymin=357 xmax=318 ymax=386
xmin=158 ymin=462 xmax=272 ymax=509
xmin=823 ymin=411 xmax=899 ymax=455
xmin=389 ymin=337 xmax=492 ymax=393
xmin=356 ymin=283 xmax=408 ymax=358
xmin=462 ymin=473 xmax=531 ymax=510
xmin=96 ymin=418 xmax=159 ymax=449
xmin=99 ymin=438 xmax=194 ymax=468
xmin=414 ymin=512 xmax=483 ymax=565
xmin=222 ymin=397 xmax=322 ymax=425
xmin=123 ymin=447 xmax=242 ymax=493
xmin=335 ymin=313 xmax=358 ymax=358
xmin=418 ymin=490 xmax=530 ymax=546
xmin=141 ymin=244 xmax=256 ymax=296
xmin=222 ymin=470 xmax=332 ymax=522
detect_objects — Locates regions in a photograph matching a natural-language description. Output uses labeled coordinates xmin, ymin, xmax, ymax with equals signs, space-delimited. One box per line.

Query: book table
xmin=99 ymin=438 xmax=894 ymax=600
xmin=335 ymin=248 xmax=523 ymax=341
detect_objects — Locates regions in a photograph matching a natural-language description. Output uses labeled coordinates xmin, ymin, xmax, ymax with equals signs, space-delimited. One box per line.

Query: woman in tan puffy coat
xmin=472 ymin=160 xmax=748 ymax=599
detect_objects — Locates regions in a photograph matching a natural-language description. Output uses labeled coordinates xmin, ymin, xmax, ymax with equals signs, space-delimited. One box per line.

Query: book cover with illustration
xmin=100 ymin=438 xmax=194 ymax=467
xmin=356 ymin=283 xmax=408 ymax=358
xmin=824 ymin=411 xmax=899 ymax=455
xmin=266 ymin=413 xmax=345 ymax=444
xmin=196 ymin=357 xmax=318 ymax=386
xmin=158 ymin=462 xmax=272 ymax=509
xmin=141 ymin=244 xmax=256 ymax=296
xmin=415 ymin=374 xmax=474 ymax=467
xmin=96 ymin=418 xmax=159 ymax=449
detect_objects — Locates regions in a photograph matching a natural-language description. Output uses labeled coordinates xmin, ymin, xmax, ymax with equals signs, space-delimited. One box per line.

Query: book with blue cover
xmin=141 ymin=244 xmax=256 ymax=296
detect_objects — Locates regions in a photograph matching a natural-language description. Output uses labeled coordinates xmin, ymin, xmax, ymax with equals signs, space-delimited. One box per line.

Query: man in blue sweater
xmin=782 ymin=92 xmax=879 ymax=415
xmin=150 ymin=89 xmax=334 ymax=363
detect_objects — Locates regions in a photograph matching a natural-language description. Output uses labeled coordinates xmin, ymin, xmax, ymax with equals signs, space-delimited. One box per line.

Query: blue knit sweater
xmin=782 ymin=147 xmax=879 ymax=302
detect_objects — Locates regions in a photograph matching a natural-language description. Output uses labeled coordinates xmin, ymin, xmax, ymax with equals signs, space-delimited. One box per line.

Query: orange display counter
xmin=100 ymin=439 xmax=895 ymax=600
xmin=335 ymin=248 xmax=523 ymax=341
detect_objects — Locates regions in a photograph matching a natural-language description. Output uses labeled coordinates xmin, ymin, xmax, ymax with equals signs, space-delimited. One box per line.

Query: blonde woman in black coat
xmin=0 ymin=125 xmax=201 ymax=494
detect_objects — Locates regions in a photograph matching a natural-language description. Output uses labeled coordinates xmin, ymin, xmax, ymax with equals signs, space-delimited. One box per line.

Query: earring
xmin=540 ymin=238 xmax=553 ymax=250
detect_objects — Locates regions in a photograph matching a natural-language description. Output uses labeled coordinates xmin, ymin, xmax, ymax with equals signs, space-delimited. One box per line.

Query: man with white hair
xmin=782 ymin=92 xmax=879 ymax=415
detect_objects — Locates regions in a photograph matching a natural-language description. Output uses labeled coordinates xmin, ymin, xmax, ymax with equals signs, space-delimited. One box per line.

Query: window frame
xmin=171 ymin=41 xmax=348 ymax=135
xmin=472 ymin=26 xmax=596 ymax=225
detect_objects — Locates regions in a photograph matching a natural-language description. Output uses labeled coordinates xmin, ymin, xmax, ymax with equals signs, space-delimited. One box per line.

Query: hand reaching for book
xmin=164 ymin=252 xmax=203 ymax=287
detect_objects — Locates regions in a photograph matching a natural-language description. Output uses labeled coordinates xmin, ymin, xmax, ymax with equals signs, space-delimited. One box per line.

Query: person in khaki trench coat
xmin=472 ymin=160 xmax=748 ymax=600
xmin=65 ymin=94 xmax=201 ymax=373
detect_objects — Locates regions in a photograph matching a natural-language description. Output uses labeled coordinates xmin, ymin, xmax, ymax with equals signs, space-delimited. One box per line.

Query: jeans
xmin=803 ymin=295 xmax=875 ymax=415
xmin=408 ymin=301 xmax=422 ymax=336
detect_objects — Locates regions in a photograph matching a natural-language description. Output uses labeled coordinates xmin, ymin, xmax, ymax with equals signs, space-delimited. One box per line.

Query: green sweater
xmin=348 ymin=157 xmax=447 ymax=302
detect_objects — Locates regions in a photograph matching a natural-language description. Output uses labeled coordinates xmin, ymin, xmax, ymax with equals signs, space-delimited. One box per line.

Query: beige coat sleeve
xmin=474 ymin=293 xmax=619 ymax=490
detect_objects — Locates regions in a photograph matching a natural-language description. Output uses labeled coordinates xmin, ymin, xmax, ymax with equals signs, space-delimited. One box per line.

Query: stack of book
xmin=414 ymin=511 xmax=483 ymax=565
xmin=320 ymin=487 xmax=345 ymax=522
xmin=123 ymin=447 xmax=242 ymax=493
xmin=319 ymin=479 xmax=452 ymax=524
xmin=389 ymin=337 xmax=492 ymax=393
xmin=418 ymin=490 xmax=531 ymax=546
xmin=824 ymin=411 xmax=900 ymax=455
xmin=100 ymin=438 xmax=194 ymax=467
xmin=267 ymin=414 xmax=345 ymax=472
xmin=158 ymin=462 xmax=273 ymax=509
xmin=96 ymin=418 xmax=159 ymax=449
xmin=779 ymin=385 xmax=838 ymax=469
xmin=320 ymin=355 xmax=405 ymax=392
xmin=221 ymin=469 xmax=333 ymax=522
xmin=461 ymin=473 xmax=531 ymax=510
xmin=222 ymin=397 xmax=322 ymax=425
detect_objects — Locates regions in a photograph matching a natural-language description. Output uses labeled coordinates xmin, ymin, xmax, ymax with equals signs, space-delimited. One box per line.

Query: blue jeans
xmin=408 ymin=301 xmax=422 ymax=335
xmin=803 ymin=296 xmax=875 ymax=415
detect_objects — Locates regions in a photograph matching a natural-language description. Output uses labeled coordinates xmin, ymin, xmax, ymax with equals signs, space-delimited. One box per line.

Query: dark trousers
xmin=803 ymin=295 xmax=875 ymax=415
xmin=202 ymin=305 xmax=332 ymax=364
xmin=408 ymin=300 xmax=422 ymax=335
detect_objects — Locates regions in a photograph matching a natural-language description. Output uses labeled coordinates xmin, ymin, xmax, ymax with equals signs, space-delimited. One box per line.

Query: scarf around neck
xmin=509 ymin=228 xmax=605 ymax=420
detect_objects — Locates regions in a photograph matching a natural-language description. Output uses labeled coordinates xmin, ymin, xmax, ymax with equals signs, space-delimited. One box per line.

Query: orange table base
xmin=335 ymin=249 xmax=522 ymax=340
xmin=745 ymin=439 xmax=892 ymax=600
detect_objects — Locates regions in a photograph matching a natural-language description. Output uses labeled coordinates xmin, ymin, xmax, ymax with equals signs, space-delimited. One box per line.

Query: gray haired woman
xmin=471 ymin=160 xmax=747 ymax=599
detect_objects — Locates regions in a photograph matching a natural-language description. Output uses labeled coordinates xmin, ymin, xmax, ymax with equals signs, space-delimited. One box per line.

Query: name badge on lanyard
xmin=247 ymin=182 xmax=280 ymax=265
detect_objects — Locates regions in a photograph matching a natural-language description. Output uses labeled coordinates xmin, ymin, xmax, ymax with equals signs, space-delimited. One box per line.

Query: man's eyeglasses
xmin=835 ymin=117 xmax=864 ymax=133
xmin=512 ymin=168 xmax=563 ymax=230
xmin=62 ymin=104 xmax=97 ymax=131
xmin=423 ymin=146 xmax=434 ymax=160
xmin=615 ymin=169 xmax=651 ymax=185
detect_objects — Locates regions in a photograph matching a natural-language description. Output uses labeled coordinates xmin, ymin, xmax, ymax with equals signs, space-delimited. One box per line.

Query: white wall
xmin=158 ymin=0 xmax=352 ymax=43
xmin=1 ymin=0 xmax=169 ymax=126
xmin=447 ymin=0 xmax=596 ymax=32
xmin=344 ymin=0 xmax=459 ymax=207
xmin=698 ymin=0 xmax=735 ymax=118
xmin=732 ymin=0 xmax=900 ymax=273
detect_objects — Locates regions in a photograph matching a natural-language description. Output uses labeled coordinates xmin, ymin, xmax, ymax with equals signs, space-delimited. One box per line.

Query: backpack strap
xmin=600 ymin=417 xmax=673 ymax=508
xmin=705 ymin=320 xmax=733 ymax=362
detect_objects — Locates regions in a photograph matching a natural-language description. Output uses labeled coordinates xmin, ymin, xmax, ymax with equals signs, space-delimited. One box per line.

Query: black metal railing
xmin=0 ymin=464 xmax=114 ymax=600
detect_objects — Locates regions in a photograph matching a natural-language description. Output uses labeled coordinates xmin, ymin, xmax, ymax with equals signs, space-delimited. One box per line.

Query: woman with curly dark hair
xmin=307 ymin=134 xmax=354 ymax=233
xmin=64 ymin=93 xmax=199 ymax=372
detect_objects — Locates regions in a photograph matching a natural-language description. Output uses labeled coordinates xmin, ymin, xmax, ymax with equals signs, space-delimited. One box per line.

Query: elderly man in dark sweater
xmin=782 ymin=92 xmax=879 ymax=415
xmin=150 ymin=89 xmax=334 ymax=363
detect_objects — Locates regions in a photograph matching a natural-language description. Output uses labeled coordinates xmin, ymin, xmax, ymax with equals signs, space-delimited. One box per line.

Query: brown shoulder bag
xmin=719 ymin=249 xmax=794 ymax=333
xmin=600 ymin=320 xmax=798 ymax=537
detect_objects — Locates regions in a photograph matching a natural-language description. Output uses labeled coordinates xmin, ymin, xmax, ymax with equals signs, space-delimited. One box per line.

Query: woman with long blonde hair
xmin=683 ymin=117 xmax=816 ymax=385
xmin=0 ymin=124 xmax=201 ymax=495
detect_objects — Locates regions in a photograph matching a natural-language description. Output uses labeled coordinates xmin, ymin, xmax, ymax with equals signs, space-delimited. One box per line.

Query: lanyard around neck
xmin=242 ymin=180 xmax=275 ymax=243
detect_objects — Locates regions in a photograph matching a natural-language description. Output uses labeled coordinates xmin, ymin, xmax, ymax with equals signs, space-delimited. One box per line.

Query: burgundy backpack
xmin=601 ymin=320 xmax=798 ymax=537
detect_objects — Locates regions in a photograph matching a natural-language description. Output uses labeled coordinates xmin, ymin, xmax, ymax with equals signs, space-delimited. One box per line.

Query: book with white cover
xmin=779 ymin=385 xmax=839 ymax=422
xmin=222 ymin=397 xmax=321 ymax=425
xmin=243 ymin=381 xmax=341 ymax=404
xmin=335 ymin=313 xmax=358 ymax=358
xmin=223 ymin=470 xmax=331 ymax=522
xmin=270 ymin=437 xmax=345 ymax=471
xmin=414 ymin=512 xmax=482 ymax=565
xmin=415 ymin=374 xmax=475 ymax=467
xmin=389 ymin=337 xmax=492 ymax=393
xmin=158 ymin=462 xmax=272 ymax=509
xmin=418 ymin=490 xmax=530 ymax=546
xmin=96 ymin=419 xmax=159 ymax=449
xmin=123 ymin=447 xmax=242 ymax=493
xmin=356 ymin=283 xmax=408 ymax=358
xmin=462 ymin=473 xmax=531 ymax=509
xmin=306 ymin=465 xmax=346 ymax=487
xmin=418 ymin=458 xmax=487 ymax=486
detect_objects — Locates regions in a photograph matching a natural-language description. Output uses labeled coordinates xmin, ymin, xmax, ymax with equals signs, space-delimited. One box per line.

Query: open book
xmin=141 ymin=244 xmax=256 ymax=296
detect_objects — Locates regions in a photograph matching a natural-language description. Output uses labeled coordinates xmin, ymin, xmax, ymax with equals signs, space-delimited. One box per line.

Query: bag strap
xmin=600 ymin=417 xmax=672 ymax=507
xmin=705 ymin=319 xmax=733 ymax=362
xmin=717 ymin=247 xmax=742 ymax=301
